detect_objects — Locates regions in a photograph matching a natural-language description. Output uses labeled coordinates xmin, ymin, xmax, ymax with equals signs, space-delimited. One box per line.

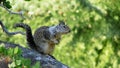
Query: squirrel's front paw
xmin=51 ymin=39 xmax=59 ymax=44
xmin=54 ymin=40 xmax=59 ymax=44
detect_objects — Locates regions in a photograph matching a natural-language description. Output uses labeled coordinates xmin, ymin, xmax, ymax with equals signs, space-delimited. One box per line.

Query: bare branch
xmin=0 ymin=3 xmax=25 ymax=20
xmin=0 ymin=21 xmax=25 ymax=35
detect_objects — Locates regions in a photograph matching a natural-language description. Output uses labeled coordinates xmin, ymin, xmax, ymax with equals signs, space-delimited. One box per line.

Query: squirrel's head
xmin=55 ymin=20 xmax=71 ymax=34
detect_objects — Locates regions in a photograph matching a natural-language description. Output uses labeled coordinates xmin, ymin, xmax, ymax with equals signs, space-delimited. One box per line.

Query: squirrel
xmin=14 ymin=21 xmax=71 ymax=55
xmin=33 ymin=21 xmax=71 ymax=55
xmin=0 ymin=20 xmax=71 ymax=55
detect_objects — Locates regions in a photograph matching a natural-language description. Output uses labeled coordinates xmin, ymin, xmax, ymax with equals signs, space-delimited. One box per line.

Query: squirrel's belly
xmin=43 ymin=42 xmax=55 ymax=55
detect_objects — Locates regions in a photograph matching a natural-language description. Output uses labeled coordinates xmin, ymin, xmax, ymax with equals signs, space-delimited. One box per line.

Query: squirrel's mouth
xmin=62 ymin=30 xmax=71 ymax=34
xmin=68 ymin=30 xmax=71 ymax=33
xmin=67 ymin=30 xmax=71 ymax=33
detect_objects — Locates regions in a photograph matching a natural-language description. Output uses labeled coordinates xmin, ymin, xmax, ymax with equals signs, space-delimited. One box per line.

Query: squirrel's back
xmin=33 ymin=26 xmax=54 ymax=54
xmin=34 ymin=26 xmax=50 ymax=44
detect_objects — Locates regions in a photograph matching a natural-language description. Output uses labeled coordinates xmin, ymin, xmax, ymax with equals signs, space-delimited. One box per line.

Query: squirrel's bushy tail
xmin=14 ymin=23 xmax=37 ymax=50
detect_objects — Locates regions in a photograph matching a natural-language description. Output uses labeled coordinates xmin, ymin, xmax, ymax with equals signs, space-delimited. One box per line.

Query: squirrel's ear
xmin=59 ymin=20 xmax=65 ymax=25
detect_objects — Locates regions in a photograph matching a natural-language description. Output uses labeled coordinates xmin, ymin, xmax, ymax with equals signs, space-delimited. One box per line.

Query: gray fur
xmin=34 ymin=21 xmax=70 ymax=55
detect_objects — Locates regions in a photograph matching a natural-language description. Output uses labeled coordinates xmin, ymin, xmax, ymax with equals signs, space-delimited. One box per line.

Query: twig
xmin=0 ymin=21 xmax=25 ymax=35
xmin=0 ymin=3 xmax=25 ymax=20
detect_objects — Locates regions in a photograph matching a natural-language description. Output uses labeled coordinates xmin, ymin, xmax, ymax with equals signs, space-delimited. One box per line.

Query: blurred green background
xmin=0 ymin=0 xmax=120 ymax=68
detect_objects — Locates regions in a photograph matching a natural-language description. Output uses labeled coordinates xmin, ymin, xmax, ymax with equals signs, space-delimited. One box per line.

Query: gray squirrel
xmin=0 ymin=20 xmax=71 ymax=55
xmin=33 ymin=21 xmax=71 ymax=55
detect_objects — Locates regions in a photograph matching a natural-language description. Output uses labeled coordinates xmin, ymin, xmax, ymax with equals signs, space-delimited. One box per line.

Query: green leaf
xmin=8 ymin=61 xmax=16 ymax=68
xmin=21 ymin=58 xmax=31 ymax=68
xmin=3 ymin=1 xmax=12 ymax=9
xmin=32 ymin=62 xmax=40 ymax=68
xmin=14 ymin=47 xmax=19 ymax=54
xmin=24 ymin=0 xmax=31 ymax=1
xmin=0 ymin=44 xmax=5 ymax=53
xmin=8 ymin=48 xmax=14 ymax=57
xmin=16 ymin=60 xmax=21 ymax=66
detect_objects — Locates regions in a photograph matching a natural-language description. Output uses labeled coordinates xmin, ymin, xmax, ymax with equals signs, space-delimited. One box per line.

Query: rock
xmin=0 ymin=40 xmax=69 ymax=68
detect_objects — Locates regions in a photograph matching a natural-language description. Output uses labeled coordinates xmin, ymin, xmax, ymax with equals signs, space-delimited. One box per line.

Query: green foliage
xmin=0 ymin=45 xmax=40 ymax=68
xmin=0 ymin=0 xmax=120 ymax=68
xmin=24 ymin=0 xmax=31 ymax=1
xmin=0 ymin=0 xmax=12 ymax=9
xmin=3 ymin=1 xmax=12 ymax=9
xmin=32 ymin=62 xmax=40 ymax=68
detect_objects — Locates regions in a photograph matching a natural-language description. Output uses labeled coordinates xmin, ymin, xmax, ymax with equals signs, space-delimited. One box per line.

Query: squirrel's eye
xmin=63 ymin=26 xmax=66 ymax=28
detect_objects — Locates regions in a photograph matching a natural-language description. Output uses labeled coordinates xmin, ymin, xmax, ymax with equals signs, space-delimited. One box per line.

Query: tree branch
xmin=0 ymin=3 xmax=25 ymax=20
xmin=0 ymin=21 xmax=25 ymax=35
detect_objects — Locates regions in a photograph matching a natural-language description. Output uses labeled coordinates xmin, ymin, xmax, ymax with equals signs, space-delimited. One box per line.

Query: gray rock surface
xmin=0 ymin=40 xmax=69 ymax=68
